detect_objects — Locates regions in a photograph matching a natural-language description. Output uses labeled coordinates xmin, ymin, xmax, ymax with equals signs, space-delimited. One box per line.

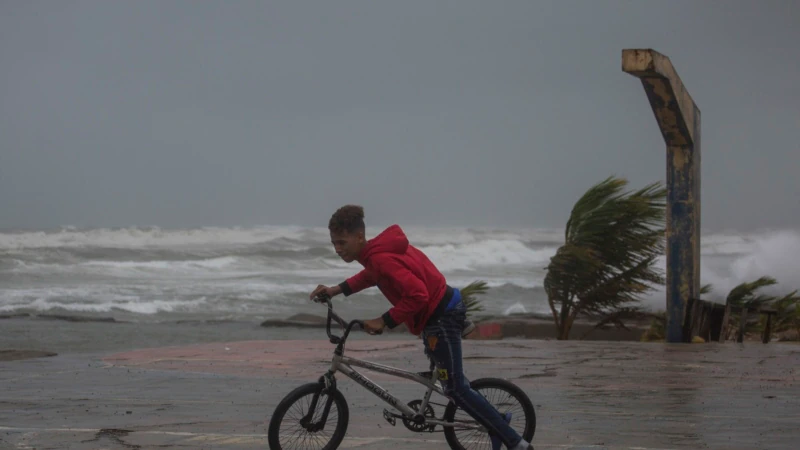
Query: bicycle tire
xmin=443 ymin=377 xmax=535 ymax=450
xmin=268 ymin=382 xmax=349 ymax=450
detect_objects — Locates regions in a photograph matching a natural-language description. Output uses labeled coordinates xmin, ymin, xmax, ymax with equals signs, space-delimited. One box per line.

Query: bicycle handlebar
xmin=314 ymin=294 xmax=371 ymax=345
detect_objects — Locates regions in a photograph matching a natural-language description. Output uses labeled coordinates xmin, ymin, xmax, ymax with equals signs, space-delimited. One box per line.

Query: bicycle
xmin=267 ymin=297 xmax=536 ymax=449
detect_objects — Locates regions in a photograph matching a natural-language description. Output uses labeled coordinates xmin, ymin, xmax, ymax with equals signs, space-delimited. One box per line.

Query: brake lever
xmin=313 ymin=293 xmax=331 ymax=303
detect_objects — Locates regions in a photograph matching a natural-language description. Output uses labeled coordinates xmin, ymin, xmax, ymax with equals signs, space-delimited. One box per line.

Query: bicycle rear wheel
xmin=268 ymin=382 xmax=349 ymax=450
xmin=443 ymin=377 xmax=535 ymax=450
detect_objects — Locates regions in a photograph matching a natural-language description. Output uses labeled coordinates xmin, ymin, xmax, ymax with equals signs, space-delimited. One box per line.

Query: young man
xmin=310 ymin=205 xmax=533 ymax=450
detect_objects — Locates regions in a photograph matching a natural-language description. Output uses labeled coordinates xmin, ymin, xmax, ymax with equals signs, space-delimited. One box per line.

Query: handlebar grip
xmin=353 ymin=320 xmax=384 ymax=335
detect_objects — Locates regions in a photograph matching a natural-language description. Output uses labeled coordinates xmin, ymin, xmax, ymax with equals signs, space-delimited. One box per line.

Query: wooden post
xmin=720 ymin=302 xmax=731 ymax=342
xmin=622 ymin=49 xmax=701 ymax=343
xmin=690 ymin=299 xmax=704 ymax=339
xmin=737 ymin=307 xmax=748 ymax=343
xmin=707 ymin=304 xmax=725 ymax=342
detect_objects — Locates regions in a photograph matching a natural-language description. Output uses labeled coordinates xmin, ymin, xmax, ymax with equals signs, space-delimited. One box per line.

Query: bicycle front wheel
xmin=443 ymin=377 xmax=535 ymax=450
xmin=268 ymin=382 xmax=349 ymax=450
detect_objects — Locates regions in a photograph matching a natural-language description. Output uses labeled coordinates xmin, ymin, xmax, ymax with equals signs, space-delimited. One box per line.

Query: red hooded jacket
xmin=338 ymin=225 xmax=448 ymax=335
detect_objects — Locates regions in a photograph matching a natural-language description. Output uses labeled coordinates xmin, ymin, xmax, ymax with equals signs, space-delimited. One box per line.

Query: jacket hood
xmin=358 ymin=225 xmax=408 ymax=263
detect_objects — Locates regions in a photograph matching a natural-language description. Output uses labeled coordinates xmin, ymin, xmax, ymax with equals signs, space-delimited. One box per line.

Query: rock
xmin=0 ymin=313 xmax=31 ymax=319
xmin=285 ymin=313 xmax=328 ymax=324
xmin=261 ymin=313 xmax=327 ymax=328
xmin=36 ymin=314 xmax=116 ymax=323
xmin=0 ymin=350 xmax=58 ymax=361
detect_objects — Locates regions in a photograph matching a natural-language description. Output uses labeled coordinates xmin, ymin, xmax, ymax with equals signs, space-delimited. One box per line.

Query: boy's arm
xmin=338 ymin=269 xmax=376 ymax=296
xmin=376 ymin=258 xmax=429 ymax=329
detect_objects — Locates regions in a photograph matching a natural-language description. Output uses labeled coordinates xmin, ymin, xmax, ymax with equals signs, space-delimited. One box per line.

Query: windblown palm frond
xmin=725 ymin=277 xmax=779 ymax=341
xmin=461 ymin=280 xmax=488 ymax=317
xmin=545 ymin=176 xmax=667 ymax=340
xmin=726 ymin=276 xmax=778 ymax=308
xmin=771 ymin=290 xmax=800 ymax=335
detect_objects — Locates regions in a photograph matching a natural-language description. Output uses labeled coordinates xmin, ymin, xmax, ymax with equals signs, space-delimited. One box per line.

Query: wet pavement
xmin=1 ymin=337 xmax=798 ymax=449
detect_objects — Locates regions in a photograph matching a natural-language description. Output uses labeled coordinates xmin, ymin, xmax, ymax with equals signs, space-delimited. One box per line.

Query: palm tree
xmin=461 ymin=280 xmax=488 ymax=318
xmin=771 ymin=290 xmax=800 ymax=338
xmin=544 ymin=176 xmax=666 ymax=340
xmin=724 ymin=276 xmax=778 ymax=341
xmin=719 ymin=276 xmax=800 ymax=342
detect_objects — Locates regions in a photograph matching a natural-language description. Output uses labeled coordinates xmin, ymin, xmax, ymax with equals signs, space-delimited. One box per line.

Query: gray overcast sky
xmin=1 ymin=0 xmax=798 ymax=231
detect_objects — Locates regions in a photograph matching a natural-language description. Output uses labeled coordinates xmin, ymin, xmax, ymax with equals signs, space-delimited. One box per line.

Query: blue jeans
xmin=422 ymin=300 xmax=523 ymax=448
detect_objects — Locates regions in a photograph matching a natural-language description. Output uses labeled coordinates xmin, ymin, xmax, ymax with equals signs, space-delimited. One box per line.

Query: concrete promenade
xmin=1 ymin=337 xmax=798 ymax=449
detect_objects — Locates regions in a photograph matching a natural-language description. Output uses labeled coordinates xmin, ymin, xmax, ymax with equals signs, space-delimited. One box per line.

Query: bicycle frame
xmin=331 ymin=352 xmax=445 ymax=419
xmin=311 ymin=296 xmax=483 ymax=431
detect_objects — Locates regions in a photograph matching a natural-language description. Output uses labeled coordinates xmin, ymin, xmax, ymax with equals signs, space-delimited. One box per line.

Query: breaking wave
xmin=1 ymin=225 xmax=798 ymax=317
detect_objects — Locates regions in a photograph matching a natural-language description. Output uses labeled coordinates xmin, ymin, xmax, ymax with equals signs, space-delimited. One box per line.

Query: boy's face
xmin=330 ymin=230 xmax=365 ymax=263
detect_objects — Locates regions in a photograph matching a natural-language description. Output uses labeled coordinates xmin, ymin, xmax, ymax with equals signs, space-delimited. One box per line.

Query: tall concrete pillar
xmin=622 ymin=49 xmax=701 ymax=343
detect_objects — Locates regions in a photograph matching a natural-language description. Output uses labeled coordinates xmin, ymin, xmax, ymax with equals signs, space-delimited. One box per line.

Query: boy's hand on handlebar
xmin=310 ymin=284 xmax=342 ymax=302
xmin=362 ymin=317 xmax=385 ymax=335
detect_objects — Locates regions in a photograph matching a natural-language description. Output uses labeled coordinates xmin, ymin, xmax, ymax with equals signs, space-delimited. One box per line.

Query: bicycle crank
xmin=402 ymin=400 xmax=436 ymax=432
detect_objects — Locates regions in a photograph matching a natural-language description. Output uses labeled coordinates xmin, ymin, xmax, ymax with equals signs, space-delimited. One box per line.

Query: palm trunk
xmin=557 ymin=303 xmax=571 ymax=340
xmin=558 ymin=324 xmax=569 ymax=340
xmin=547 ymin=296 xmax=562 ymax=336
xmin=558 ymin=304 xmax=581 ymax=340
xmin=719 ymin=302 xmax=731 ymax=342
xmin=562 ymin=309 xmax=580 ymax=340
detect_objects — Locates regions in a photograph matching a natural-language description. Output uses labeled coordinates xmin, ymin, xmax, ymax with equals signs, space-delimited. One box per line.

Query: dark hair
xmin=328 ymin=205 xmax=365 ymax=234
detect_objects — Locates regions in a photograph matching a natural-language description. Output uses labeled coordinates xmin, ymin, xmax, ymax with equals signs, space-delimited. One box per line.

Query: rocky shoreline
xmin=1 ymin=311 xmax=650 ymax=362
xmin=1 ymin=310 xmax=650 ymax=341
xmin=4 ymin=310 xmax=797 ymax=362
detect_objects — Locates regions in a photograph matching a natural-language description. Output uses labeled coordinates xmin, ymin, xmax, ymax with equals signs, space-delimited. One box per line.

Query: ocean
xmin=1 ymin=225 xmax=798 ymax=353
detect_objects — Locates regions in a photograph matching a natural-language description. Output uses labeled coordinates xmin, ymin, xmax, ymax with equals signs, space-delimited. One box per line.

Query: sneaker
xmin=489 ymin=412 xmax=512 ymax=450
xmin=462 ymin=319 xmax=476 ymax=338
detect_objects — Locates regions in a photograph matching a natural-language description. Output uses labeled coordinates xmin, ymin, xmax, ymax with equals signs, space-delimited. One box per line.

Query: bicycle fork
xmin=300 ymin=372 xmax=337 ymax=432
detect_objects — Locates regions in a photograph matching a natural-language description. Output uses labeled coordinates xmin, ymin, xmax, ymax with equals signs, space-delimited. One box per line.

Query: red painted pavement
xmin=103 ymin=339 xmax=424 ymax=380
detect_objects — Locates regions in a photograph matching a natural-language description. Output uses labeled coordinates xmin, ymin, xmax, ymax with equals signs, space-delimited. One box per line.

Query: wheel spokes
xmin=278 ymin=392 xmax=339 ymax=450
xmin=451 ymin=387 xmax=529 ymax=450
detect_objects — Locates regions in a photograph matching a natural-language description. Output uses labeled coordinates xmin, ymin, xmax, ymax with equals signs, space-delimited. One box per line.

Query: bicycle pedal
xmin=382 ymin=409 xmax=396 ymax=426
